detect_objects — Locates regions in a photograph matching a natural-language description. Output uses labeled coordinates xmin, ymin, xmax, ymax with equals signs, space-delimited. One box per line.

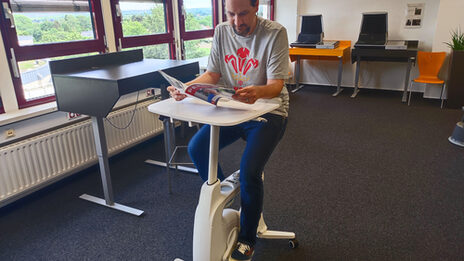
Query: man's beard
xmin=233 ymin=24 xmax=250 ymax=36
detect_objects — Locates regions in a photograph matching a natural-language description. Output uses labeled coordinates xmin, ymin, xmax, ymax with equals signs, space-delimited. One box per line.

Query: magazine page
xmin=159 ymin=70 xmax=188 ymax=92
xmin=184 ymin=83 xmax=235 ymax=105
xmin=159 ymin=70 xmax=237 ymax=105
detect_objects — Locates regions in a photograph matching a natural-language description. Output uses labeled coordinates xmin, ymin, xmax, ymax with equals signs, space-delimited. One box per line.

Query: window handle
xmin=2 ymin=2 xmax=15 ymax=28
xmin=181 ymin=4 xmax=187 ymax=19
xmin=10 ymin=48 xmax=20 ymax=78
xmin=181 ymin=39 xmax=185 ymax=60
xmin=118 ymin=38 xmax=122 ymax=51
xmin=115 ymin=4 xmax=123 ymax=19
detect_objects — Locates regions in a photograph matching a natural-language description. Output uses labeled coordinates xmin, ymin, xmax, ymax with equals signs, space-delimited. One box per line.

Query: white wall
xmin=275 ymin=0 xmax=299 ymax=50
xmin=432 ymin=0 xmax=464 ymax=53
xmin=277 ymin=0 xmax=447 ymax=96
xmin=101 ymin=0 xmax=117 ymax=52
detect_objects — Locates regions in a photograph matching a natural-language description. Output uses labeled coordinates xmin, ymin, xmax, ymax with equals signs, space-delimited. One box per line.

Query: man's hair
xmin=224 ymin=0 xmax=259 ymax=7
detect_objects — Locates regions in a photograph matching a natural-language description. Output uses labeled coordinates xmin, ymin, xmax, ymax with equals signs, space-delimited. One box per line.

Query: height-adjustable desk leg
xmin=79 ymin=116 xmax=144 ymax=216
xmin=351 ymin=57 xmax=361 ymax=98
xmin=333 ymin=57 xmax=344 ymax=97
xmin=291 ymin=56 xmax=303 ymax=93
xmin=145 ymin=116 xmax=198 ymax=193
xmin=402 ymin=57 xmax=413 ymax=102
xmin=145 ymin=85 xmax=198 ymax=193
xmin=164 ymin=118 xmax=175 ymax=193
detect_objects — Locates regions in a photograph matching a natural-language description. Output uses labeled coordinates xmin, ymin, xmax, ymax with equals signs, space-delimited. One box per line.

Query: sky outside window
xmin=120 ymin=0 xmax=212 ymax=10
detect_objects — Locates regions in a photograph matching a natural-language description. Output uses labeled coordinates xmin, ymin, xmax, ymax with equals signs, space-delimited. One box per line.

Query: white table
xmin=149 ymin=98 xmax=279 ymax=125
xmin=148 ymin=98 xmax=278 ymax=184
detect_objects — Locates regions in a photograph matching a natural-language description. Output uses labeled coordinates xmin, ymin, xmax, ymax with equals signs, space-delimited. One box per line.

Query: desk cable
xmin=105 ymin=90 xmax=140 ymax=130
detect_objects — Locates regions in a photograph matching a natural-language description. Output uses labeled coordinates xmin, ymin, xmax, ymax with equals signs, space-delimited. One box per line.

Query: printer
xmin=354 ymin=12 xmax=388 ymax=48
xmin=290 ymin=14 xmax=324 ymax=48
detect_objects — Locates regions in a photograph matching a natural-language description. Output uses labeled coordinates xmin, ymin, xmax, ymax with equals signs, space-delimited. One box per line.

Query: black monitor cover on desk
xmin=356 ymin=12 xmax=388 ymax=46
xmin=291 ymin=14 xmax=323 ymax=47
xmin=301 ymin=15 xmax=323 ymax=34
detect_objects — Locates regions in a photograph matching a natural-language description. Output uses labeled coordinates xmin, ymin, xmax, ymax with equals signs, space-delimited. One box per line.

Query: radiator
xmin=0 ymin=100 xmax=163 ymax=207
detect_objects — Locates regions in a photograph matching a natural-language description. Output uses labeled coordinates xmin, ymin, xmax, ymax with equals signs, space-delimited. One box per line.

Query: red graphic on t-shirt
xmin=237 ymin=47 xmax=249 ymax=72
xmin=225 ymin=47 xmax=259 ymax=77
xmin=243 ymin=59 xmax=259 ymax=75
xmin=225 ymin=55 xmax=238 ymax=73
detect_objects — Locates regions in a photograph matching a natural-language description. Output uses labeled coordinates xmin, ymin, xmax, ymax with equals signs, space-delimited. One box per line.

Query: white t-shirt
xmin=207 ymin=17 xmax=290 ymax=117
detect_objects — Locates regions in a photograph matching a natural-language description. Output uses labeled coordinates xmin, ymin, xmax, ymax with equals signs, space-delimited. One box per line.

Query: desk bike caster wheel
xmin=289 ymin=239 xmax=299 ymax=249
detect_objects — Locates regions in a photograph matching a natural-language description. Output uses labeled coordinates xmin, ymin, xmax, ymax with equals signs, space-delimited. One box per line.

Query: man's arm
xmin=186 ymin=70 xmax=221 ymax=85
xmin=233 ymin=79 xmax=284 ymax=104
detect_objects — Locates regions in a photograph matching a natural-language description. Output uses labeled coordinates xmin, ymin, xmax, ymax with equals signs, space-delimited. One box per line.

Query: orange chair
xmin=408 ymin=51 xmax=447 ymax=108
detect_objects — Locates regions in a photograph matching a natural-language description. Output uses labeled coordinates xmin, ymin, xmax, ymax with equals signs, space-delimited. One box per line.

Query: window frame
xmin=0 ymin=0 xmax=107 ymax=109
xmin=270 ymin=0 xmax=275 ymax=21
xmin=178 ymin=0 xmax=219 ymax=40
xmin=110 ymin=0 xmax=176 ymax=59
xmin=178 ymin=0 xmax=218 ymax=59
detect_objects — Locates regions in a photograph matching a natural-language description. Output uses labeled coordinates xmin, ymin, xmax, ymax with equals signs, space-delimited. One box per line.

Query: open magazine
xmin=159 ymin=70 xmax=237 ymax=105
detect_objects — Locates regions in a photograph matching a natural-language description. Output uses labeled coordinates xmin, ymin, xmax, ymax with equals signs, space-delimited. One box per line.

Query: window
xmin=0 ymin=0 xmax=106 ymax=109
xmin=184 ymin=38 xmax=212 ymax=59
xmin=0 ymin=97 xmax=3 ymax=113
xmin=124 ymin=44 xmax=171 ymax=59
xmin=182 ymin=0 xmax=214 ymax=32
xmin=112 ymin=0 xmax=218 ymax=60
xmin=111 ymin=0 xmax=176 ymax=59
xmin=257 ymin=0 xmax=274 ymax=20
xmin=178 ymin=0 xmax=218 ymax=59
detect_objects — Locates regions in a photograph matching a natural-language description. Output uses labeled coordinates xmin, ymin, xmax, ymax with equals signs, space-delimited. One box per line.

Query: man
xmin=168 ymin=0 xmax=289 ymax=259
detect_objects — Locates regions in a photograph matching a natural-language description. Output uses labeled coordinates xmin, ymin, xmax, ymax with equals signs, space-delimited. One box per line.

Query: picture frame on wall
xmin=405 ymin=3 xmax=424 ymax=28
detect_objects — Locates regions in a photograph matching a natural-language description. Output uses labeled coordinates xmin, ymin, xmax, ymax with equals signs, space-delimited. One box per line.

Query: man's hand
xmin=232 ymin=79 xmax=285 ymax=104
xmin=233 ymin=86 xmax=260 ymax=104
xmin=167 ymin=86 xmax=187 ymax=101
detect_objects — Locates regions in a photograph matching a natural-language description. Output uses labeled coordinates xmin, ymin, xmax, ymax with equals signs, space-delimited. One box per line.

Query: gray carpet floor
xmin=1 ymin=85 xmax=463 ymax=261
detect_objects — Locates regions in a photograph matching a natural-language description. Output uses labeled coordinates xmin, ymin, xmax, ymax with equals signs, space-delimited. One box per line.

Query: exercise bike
xmin=147 ymin=97 xmax=297 ymax=261
xmin=192 ymin=169 xmax=298 ymax=261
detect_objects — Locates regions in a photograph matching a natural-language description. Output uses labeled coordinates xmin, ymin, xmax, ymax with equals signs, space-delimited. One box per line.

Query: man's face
xmin=225 ymin=0 xmax=259 ymax=36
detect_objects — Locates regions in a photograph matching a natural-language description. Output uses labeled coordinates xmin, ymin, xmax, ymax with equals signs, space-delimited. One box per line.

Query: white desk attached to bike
xmin=148 ymin=98 xmax=297 ymax=261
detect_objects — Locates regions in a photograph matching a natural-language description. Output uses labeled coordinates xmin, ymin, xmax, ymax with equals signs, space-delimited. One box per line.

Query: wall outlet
xmin=5 ymin=129 xmax=15 ymax=138
xmin=67 ymin=112 xmax=82 ymax=120
xmin=146 ymin=88 xmax=156 ymax=97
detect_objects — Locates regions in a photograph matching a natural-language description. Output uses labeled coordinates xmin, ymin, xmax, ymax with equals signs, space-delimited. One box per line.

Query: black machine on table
xmin=50 ymin=49 xmax=199 ymax=215
xmin=290 ymin=14 xmax=324 ymax=48
xmin=354 ymin=12 xmax=388 ymax=48
xmin=290 ymin=14 xmax=340 ymax=49
xmin=351 ymin=12 xmax=419 ymax=100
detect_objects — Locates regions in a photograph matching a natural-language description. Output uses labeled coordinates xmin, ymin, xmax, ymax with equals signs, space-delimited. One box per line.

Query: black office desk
xmin=351 ymin=41 xmax=419 ymax=101
xmin=50 ymin=50 xmax=199 ymax=215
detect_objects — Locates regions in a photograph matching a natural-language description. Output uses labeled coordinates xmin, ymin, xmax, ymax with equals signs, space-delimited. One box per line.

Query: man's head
xmin=225 ymin=0 xmax=259 ymax=36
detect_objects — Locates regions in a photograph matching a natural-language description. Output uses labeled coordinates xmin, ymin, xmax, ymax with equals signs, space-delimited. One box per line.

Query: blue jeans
xmin=188 ymin=113 xmax=287 ymax=246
